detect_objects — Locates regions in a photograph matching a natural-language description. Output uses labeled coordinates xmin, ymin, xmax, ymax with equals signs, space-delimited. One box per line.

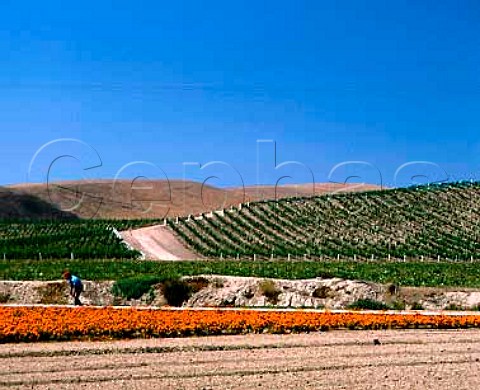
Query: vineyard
xmin=168 ymin=181 xmax=480 ymax=260
xmin=4 ymin=259 xmax=480 ymax=287
xmin=0 ymin=219 xmax=162 ymax=260
xmin=2 ymin=181 xmax=480 ymax=261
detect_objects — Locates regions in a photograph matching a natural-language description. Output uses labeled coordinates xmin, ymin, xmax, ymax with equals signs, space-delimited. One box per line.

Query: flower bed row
xmin=2 ymin=306 xmax=480 ymax=343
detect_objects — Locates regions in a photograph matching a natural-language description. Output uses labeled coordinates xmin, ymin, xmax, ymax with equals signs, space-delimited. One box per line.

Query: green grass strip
xmin=1 ymin=260 xmax=480 ymax=288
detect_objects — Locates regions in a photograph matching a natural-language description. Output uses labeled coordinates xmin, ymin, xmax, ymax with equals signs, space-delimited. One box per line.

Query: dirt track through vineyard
xmin=120 ymin=225 xmax=198 ymax=260
xmin=2 ymin=329 xmax=480 ymax=389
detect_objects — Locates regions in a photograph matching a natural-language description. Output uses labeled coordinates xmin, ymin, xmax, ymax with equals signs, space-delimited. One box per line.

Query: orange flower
xmin=1 ymin=307 xmax=480 ymax=343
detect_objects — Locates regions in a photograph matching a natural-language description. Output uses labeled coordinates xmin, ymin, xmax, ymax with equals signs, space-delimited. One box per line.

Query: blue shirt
xmin=70 ymin=275 xmax=82 ymax=288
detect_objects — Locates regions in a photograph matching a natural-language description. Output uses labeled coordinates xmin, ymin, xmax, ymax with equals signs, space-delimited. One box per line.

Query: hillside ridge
xmin=7 ymin=179 xmax=379 ymax=220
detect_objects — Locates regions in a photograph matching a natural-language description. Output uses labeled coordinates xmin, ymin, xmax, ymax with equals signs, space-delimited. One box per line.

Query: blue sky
xmin=1 ymin=0 xmax=479 ymax=187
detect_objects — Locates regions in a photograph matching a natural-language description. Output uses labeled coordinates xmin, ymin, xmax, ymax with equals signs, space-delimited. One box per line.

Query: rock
xmin=0 ymin=280 xmax=116 ymax=306
xmin=182 ymin=275 xmax=386 ymax=310
xmin=3 ymin=276 xmax=480 ymax=311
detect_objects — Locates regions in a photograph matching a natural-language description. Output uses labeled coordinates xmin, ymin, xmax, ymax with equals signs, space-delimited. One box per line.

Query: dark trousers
xmin=73 ymin=285 xmax=83 ymax=305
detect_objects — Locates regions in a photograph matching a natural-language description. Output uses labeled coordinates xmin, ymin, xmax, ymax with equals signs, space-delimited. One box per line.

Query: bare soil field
xmin=1 ymin=329 xmax=480 ymax=389
xmin=9 ymin=180 xmax=381 ymax=219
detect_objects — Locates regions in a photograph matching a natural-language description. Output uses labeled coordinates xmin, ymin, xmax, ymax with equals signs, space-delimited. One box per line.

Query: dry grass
xmin=0 ymin=293 xmax=10 ymax=304
xmin=258 ymin=280 xmax=281 ymax=304
xmin=9 ymin=180 xmax=381 ymax=219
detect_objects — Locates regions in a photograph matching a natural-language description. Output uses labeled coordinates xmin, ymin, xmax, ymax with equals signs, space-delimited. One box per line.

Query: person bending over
xmin=62 ymin=270 xmax=83 ymax=306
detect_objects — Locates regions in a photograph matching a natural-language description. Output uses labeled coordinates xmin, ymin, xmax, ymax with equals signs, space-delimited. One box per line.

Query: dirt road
xmin=120 ymin=225 xmax=198 ymax=260
xmin=2 ymin=329 xmax=480 ymax=389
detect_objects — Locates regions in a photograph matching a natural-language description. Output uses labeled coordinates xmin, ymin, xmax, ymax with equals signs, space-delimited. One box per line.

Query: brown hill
xmin=0 ymin=187 xmax=77 ymax=219
xmin=8 ymin=180 xmax=382 ymax=219
xmin=9 ymin=180 xmax=241 ymax=219
xmin=237 ymin=182 xmax=382 ymax=202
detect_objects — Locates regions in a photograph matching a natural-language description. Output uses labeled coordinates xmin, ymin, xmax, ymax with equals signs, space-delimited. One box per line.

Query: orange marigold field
xmin=2 ymin=307 xmax=480 ymax=343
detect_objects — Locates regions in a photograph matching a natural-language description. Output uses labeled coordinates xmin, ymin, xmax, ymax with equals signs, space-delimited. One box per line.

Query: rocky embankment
xmin=2 ymin=276 xmax=480 ymax=311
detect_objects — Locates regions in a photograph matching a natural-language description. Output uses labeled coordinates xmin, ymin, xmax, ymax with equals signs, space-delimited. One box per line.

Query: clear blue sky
xmin=1 ymin=0 xmax=479 ymax=188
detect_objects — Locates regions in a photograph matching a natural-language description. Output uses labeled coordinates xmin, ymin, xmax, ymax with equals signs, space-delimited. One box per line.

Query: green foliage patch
xmin=112 ymin=275 xmax=163 ymax=300
xmin=3 ymin=260 xmax=480 ymax=289
xmin=0 ymin=219 xmax=162 ymax=260
xmin=347 ymin=299 xmax=391 ymax=310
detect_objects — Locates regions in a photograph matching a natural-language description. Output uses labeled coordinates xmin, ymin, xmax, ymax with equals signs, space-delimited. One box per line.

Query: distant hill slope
xmin=8 ymin=180 xmax=378 ymax=219
xmin=0 ymin=187 xmax=76 ymax=220
xmin=236 ymin=183 xmax=380 ymax=202
xmin=168 ymin=181 xmax=480 ymax=260
xmin=10 ymin=180 xmax=233 ymax=220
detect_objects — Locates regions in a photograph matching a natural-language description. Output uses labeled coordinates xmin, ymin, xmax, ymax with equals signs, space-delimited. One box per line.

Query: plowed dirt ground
xmin=2 ymin=329 xmax=480 ymax=389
